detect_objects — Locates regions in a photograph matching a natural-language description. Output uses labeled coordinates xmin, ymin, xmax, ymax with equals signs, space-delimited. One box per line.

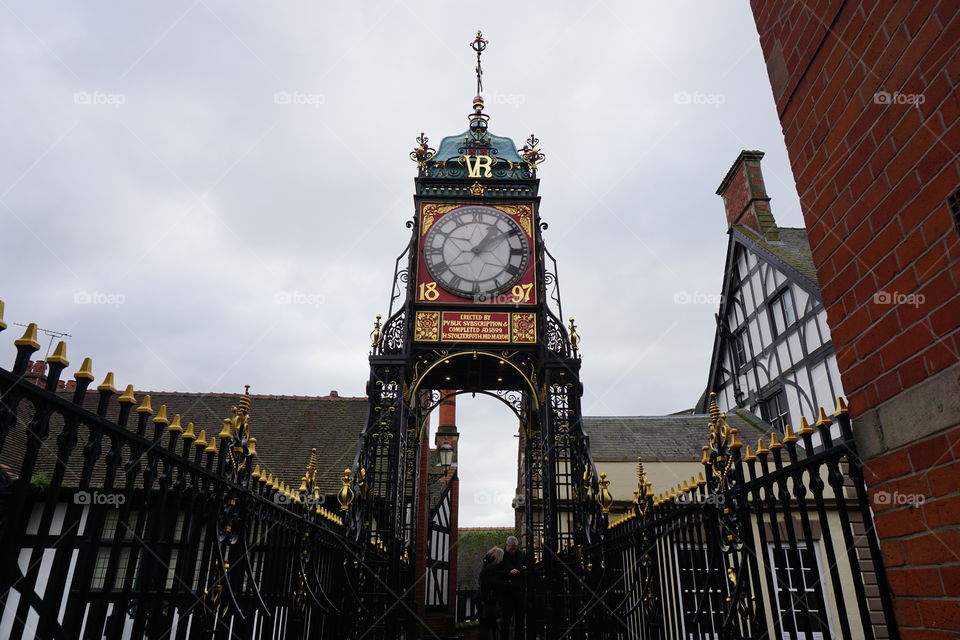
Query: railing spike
xmin=0 ymin=300 xmax=6 ymax=332
xmin=97 ymin=372 xmax=116 ymax=393
xmin=815 ymin=406 xmax=833 ymax=427
xmin=118 ymin=384 xmax=137 ymax=404
xmin=15 ymin=323 xmax=40 ymax=350
xmin=153 ymin=405 xmax=169 ymax=424
xmin=74 ymin=357 xmax=95 ymax=381
xmin=756 ymin=438 xmax=770 ymax=455
xmin=137 ymin=395 xmax=154 ymax=415
xmin=768 ymin=432 xmax=783 ymax=449
xmin=834 ymin=396 xmax=849 ymax=416
xmin=47 ymin=341 xmax=69 ymax=366
xmin=783 ymin=424 xmax=798 ymax=443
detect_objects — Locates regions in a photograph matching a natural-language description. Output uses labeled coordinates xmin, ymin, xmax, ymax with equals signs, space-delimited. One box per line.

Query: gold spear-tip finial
xmin=768 ymin=431 xmax=782 ymax=449
xmin=97 ymin=372 xmax=116 ymax=393
xmin=0 ymin=300 xmax=6 ymax=331
xmin=729 ymin=428 xmax=743 ymax=449
xmin=834 ymin=396 xmax=849 ymax=416
xmin=205 ymin=435 xmax=218 ymax=454
xmin=251 ymin=464 xmax=261 ymax=480
xmin=168 ymin=414 xmax=183 ymax=433
xmin=153 ymin=405 xmax=169 ymax=424
xmin=74 ymin=357 xmax=94 ymax=381
xmin=219 ymin=419 xmax=233 ymax=440
xmin=743 ymin=445 xmax=757 ymax=462
xmin=797 ymin=415 xmax=814 ymax=435
xmin=118 ymin=384 xmax=136 ymax=404
xmin=137 ymin=395 xmax=153 ymax=415
xmin=15 ymin=323 xmax=40 ymax=350
xmin=182 ymin=422 xmax=196 ymax=440
xmin=47 ymin=341 xmax=69 ymax=366
xmin=756 ymin=438 xmax=770 ymax=455
xmin=783 ymin=423 xmax=798 ymax=443
xmin=195 ymin=429 xmax=208 ymax=448
xmin=815 ymin=407 xmax=833 ymax=427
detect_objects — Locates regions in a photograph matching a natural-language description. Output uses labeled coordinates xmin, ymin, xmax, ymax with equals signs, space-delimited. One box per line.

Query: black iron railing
xmin=587 ymin=394 xmax=899 ymax=640
xmin=0 ymin=323 xmax=362 ymax=640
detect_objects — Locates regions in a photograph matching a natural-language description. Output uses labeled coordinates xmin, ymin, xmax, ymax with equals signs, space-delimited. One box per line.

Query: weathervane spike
xmin=470 ymin=30 xmax=488 ymax=97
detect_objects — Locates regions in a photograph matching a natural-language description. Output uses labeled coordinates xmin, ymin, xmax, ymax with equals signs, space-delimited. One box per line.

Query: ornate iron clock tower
xmin=345 ymin=32 xmax=609 ymax=638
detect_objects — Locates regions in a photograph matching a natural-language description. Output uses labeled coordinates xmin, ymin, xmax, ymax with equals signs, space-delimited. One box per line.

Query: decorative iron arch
xmin=409 ymin=350 xmax=540 ymax=408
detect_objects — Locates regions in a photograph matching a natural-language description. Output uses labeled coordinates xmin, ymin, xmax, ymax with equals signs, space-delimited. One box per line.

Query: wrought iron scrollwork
xmin=380 ymin=311 xmax=405 ymax=355
xmin=545 ymin=314 xmax=570 ymax=357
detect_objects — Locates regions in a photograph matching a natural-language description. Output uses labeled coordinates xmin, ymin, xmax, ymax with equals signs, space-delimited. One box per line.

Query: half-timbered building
xmin=701 ymin=151 xmax=844 ymax=445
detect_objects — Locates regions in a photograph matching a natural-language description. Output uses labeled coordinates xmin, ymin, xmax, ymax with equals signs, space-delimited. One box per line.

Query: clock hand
xmin=473 ymin=229 xmax=510 ymax=254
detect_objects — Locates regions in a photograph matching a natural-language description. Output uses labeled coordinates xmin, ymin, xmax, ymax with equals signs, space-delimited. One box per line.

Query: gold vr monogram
xmin=462 ymin=154 xmax=494 ymax=178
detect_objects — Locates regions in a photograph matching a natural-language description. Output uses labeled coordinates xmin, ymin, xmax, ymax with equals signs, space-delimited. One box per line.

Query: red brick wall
xmin=750 ymin=1 xmax=960 ymax=634
xmin=750 ymin=0 xmax=960 ymax=411
xmin=866 ymin=428 xmax=960 ymax=635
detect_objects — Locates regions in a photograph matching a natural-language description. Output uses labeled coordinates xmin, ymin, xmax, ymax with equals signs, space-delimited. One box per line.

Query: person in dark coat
xmin=478 ymin=547 xmax=507 ymax=639
xmin=498 ymin=536 xmax=527 ymax=639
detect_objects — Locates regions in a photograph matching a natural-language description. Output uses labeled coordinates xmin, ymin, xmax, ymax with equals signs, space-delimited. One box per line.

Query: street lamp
xmin=437 ymin=442 xmax=454 ymax=469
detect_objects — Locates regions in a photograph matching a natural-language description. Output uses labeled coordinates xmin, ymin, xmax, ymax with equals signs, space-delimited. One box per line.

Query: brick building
xmin=749 ymin=1 xmax=960 ymax=634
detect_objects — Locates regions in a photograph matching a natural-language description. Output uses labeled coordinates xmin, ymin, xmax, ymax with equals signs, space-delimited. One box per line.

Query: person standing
xmin=499 ymin=535 xmax=526 ymax=639
xmin=478 ymin=547 xmax=507 ymax=639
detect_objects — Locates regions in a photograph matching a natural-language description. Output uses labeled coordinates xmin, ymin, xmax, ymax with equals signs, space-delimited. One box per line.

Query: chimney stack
xmin=716 ymin=150 xmax=779 ymax=241
xmin=435 ymin=390 xmax=459 ymax=454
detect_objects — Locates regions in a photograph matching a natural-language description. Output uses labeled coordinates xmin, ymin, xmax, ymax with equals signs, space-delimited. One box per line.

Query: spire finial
xmin=470 ymin=30 xmax=488 ymax=97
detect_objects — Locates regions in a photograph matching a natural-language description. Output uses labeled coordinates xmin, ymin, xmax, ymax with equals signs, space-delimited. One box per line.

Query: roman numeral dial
xmin=423 ymin=205 xmax=531 ymax=299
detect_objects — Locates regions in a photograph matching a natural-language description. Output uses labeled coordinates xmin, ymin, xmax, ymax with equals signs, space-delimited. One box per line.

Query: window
xmin=675 ymin=544 xmax=725 ymax=639
xmin=768 ymin=543 xmax=831 ymax=639
xmin=761 ymin=390 xmax=789 ymax=432
xmin=732 ymin=328 xmax=748 ymax=370
xmin=769 ymin=287 xmax=797 ymax=337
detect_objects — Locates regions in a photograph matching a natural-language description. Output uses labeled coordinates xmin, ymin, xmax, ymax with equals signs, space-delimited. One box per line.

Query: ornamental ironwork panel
xmin=588 ymin=395 xmax=900 ymax=640
xmin=0 ymin=321 xmax=358 ymax=640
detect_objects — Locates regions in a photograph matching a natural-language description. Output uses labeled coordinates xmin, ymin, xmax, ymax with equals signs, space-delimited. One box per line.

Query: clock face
xmin=423 ymin=206 xmax=531 ymax=299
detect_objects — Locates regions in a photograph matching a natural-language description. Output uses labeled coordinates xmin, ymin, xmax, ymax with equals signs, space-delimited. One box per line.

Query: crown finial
xmin=409 ymin=133 xmax=435 ymax=169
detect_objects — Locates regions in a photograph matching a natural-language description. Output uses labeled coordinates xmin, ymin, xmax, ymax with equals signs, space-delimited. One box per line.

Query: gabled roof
xmin=583 ymin=410 xmax=770 ymax=460
xmin=698 ymin=223 xmax=823 ymax=408
xmin=2 ymin=387 xmax=366 ymax=494
xmin=733 ymin=225 xmax=819 ymax=286
xmin=122 ymin=391 xmax=368 ymax=493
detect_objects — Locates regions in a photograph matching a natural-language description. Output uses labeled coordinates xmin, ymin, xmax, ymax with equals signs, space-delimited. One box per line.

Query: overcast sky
xmin=1 ymin=2 xmax=803 ymax=527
